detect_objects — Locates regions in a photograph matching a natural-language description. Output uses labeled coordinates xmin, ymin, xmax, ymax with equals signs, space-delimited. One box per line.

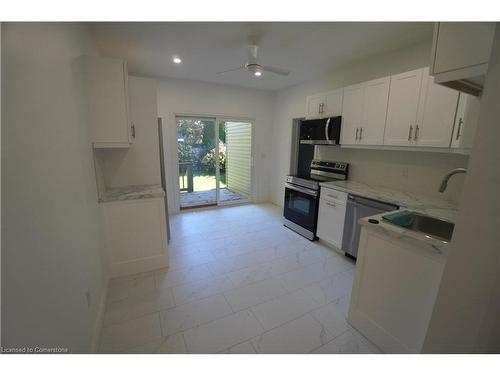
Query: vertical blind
xmin=225 ymin=122 xmax=252 ymax=198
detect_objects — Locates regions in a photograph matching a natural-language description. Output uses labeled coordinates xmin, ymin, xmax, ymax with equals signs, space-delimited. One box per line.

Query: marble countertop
xmin=319 ymin=180 xmax=458 ymax=222
xmin=99 ymin=184 xmax=165 ymax=203
xmin=359 ymin=212 xmax=450 ymax=258
xmin=319 ymin=180 xmax=458 ymax=254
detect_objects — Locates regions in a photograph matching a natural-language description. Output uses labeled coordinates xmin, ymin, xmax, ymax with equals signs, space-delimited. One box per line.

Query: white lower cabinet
xmin=316 ymin=188 xmax=347 ymax=249
xmin=348 ymin=226 xmax=445 ymax=353
xmin=100 ymin=198 xmax=168 ymax=277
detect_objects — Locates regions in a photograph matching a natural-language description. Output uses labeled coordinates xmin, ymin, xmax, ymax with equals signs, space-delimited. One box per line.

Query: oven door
xmin=283 ymin=183 xmax=319 ymax=236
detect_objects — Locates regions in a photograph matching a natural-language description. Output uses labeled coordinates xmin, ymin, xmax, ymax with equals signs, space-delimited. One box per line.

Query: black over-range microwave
xmin=299 ymin=116 xmax=342 ymax=145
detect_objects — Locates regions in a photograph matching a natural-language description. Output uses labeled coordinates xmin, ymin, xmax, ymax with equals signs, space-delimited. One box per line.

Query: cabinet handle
xmin=359 ymin=127 xmax=363 ymax=140
xmin=355 ymin=128 xmax=359 ymax=140
xmin=456 ymin=118 xmax=463 ymax=140
xmin=327 ymin=194 xmax=338 ymax=199
xmin=414 ymin=125 xmax=419 ymax=141
xmin=408 ymin=125 xmax=413 ymax=141
xmin=326 ymin=202 xmax=337 ymax=208
xmin=131 ymin=123 xmax=136 ymax=138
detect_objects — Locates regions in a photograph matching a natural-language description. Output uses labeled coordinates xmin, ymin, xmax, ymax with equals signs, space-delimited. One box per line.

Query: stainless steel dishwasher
xmin=341 ymin=194 xmax=399 ymax=259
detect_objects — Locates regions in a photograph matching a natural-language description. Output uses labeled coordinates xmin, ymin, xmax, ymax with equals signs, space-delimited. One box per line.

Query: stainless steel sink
xmin=382 ymin=211 xmax=455 ymax=241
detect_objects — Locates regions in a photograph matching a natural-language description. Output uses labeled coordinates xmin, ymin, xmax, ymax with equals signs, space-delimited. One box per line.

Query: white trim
xmin=340 ymin=144 xmax=471 ymax=155
xmin=93 ymin=142 xmax=130 ymax=149
xmin=89 ymin=278 xmax=108 ymax=353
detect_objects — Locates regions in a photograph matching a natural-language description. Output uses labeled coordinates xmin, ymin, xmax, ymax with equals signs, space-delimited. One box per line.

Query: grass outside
xmin=179 ymin=172 xmax=227 ymax=192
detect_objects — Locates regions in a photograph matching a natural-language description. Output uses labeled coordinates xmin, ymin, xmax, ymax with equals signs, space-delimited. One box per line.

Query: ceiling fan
xmin=217 ymin=43 xmax=290 ymax=77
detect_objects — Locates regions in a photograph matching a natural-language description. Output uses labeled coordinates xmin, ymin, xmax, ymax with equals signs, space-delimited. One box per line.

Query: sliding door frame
xmin=172 ymin=113 xmax=255 ymax=210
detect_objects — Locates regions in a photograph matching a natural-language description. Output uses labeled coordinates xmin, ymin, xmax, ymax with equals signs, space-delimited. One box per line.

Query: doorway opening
xmin=176 ymin=116 xmax=253 ymax=209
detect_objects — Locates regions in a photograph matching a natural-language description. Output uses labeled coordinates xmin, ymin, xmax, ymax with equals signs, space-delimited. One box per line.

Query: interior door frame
xmin=172 ymin=113 xmax=255 ymax=210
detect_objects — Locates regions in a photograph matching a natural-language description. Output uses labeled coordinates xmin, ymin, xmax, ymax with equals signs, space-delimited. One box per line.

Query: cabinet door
xmin=101 ymin=198 xmax=168 ymax=277
xmin=451 ymin=93 xmax=481 ymax=149
xmin=341 ymin=84 xmax=364 ymax=145
xmin=323 ymin=89 xmax=343 ymax=117
xmin=384 ymin=69 xmax=424 ymax=146
xmin=416 ymin=70 xmax=459 ymax=147
xmin=432 ymin=22 xmax=495 ymax=75
xmin=84 ymin=56 xmax=131 ymax=146
xmin=359 ymin=77 xmax=390 ymax=145
xmin=349 ymin=229 xmax=445 ymax=353
xmin=317 ymin=198 xmax=347 ymax=249
xmin=305 ymin=94 xmax=324 ymax=119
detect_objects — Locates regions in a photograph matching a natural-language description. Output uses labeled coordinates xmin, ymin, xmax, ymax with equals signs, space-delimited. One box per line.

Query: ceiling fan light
xmin=254 ymin=70 xmax=262 ymax=77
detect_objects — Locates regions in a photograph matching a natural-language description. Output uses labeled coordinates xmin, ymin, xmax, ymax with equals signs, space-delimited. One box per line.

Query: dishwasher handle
xmin=347 ymin=194 xmax=399 ymax=212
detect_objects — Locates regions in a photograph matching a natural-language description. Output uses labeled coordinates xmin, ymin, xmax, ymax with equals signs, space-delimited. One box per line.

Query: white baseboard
xmin=110 ymin=254 xmax=169 ymax=278
xmin=90 ymin=279 xmax=108 ymax=353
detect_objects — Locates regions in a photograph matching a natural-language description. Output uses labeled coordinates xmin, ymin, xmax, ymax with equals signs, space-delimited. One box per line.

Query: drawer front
xmin=320 ymin=187 xmax=348 ymax=204
xmin=317 ymin=197 xmax=347 ymax=248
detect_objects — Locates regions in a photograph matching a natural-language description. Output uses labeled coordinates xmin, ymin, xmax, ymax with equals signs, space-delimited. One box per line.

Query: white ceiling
xmin=90 ymin=22 xmax=433 ymax=91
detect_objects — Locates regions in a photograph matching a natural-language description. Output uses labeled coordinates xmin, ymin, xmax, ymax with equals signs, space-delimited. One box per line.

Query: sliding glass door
xmin=176 ymin=116 xmax=252 ymax=209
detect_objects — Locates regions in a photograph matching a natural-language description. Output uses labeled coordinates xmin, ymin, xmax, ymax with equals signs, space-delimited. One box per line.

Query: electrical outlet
xmin=85 ymin=288 xmax=92 ymax=308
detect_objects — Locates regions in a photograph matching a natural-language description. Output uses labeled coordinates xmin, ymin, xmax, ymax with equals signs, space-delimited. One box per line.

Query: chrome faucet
xmin=439 ymin=168 xmax=467 ymax=192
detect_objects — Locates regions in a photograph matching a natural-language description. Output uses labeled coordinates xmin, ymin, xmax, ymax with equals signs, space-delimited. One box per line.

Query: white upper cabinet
xmin=83 ymin=56 xmax=133 ymax=147
xmin=305 ymin=89 xmax=343 ymax=119
xmin=305 ymin=94 xmax=325 ymax=119
xmin=305 ymin=66 xmax=469 ymax=152
xmin=341 ymin=83 xmax=364 ymax=145
xmin=414 ymin=68 xmax=459 ymax=147
xmin=359 ymin=77 xmax=390 ymax=145
xmin=341 ymin=77 xmax=390 ymax=146
xmin=384 ymin=68 xmax=424 ymax=146
xmin=451 ymin=93 xmax=481 ymax=150
xmin=324 ymin=89 xmax=343 ymax=117
xmin=431 ymin=22 xmax=495 ymax=94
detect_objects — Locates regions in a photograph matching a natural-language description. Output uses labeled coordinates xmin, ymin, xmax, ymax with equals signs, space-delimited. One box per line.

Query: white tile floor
xmin=99 ymin=203 xmax=381 ymax=354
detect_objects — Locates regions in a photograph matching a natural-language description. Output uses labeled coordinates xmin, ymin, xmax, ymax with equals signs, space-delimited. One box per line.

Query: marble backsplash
xmin=315 ymin=146 xmax=469 ymax=205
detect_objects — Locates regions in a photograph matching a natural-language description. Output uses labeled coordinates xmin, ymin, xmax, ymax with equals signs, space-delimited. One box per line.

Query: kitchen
xmin=2 ymin=18 xmax=499 ymax=359
xmin=281 ymin=25 xmax=489 ymax=352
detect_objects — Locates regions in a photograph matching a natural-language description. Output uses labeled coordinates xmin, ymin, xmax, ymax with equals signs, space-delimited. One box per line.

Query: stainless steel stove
xmin=283 ymin=160 xmax=349 ymax=240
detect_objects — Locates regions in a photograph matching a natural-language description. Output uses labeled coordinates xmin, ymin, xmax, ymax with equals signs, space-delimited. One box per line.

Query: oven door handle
xmin=285 ymin=183 xmax=318 ymax=197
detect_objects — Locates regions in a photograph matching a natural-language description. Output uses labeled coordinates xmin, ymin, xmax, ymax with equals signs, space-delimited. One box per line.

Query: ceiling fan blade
xmin=262 ymin=65 xmax=290 ymax=76
xmin=217 ymin=65 xmax=246 ymax=75
xmin=247 ymin=45 xmax=259 ymax=64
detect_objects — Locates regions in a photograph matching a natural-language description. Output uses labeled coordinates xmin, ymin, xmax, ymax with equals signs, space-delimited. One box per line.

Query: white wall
xmin=156 ymin=77 xmax=274 ymax=213
xmin=96 ymin=76 xmax=161 ymax=190
xmin=269 ymin=41 xmax=468 ymax=206
xmin=1 ymin=23 xmax=106 ymax=352
xmin=423 ymin=24 xmax=500 ymax=353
